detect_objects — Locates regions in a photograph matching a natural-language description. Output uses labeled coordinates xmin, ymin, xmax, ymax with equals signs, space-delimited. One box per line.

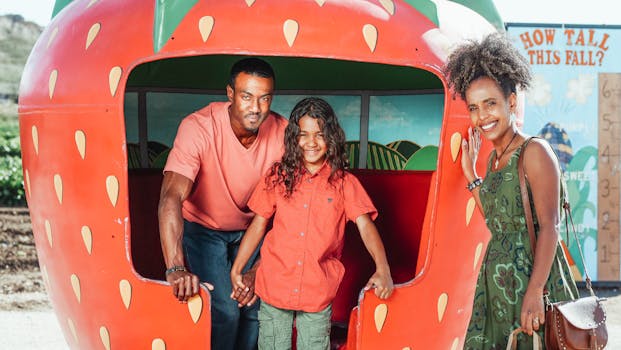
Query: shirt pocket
xmin=313 ymin=187 xmax=344 ymax=224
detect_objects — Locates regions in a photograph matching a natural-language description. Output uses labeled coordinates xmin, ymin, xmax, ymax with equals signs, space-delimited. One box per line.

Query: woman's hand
xmin=520 ymin=286 xmax=545 ymax=336
xmin=461 ymin=126 xmax=481 ymax=181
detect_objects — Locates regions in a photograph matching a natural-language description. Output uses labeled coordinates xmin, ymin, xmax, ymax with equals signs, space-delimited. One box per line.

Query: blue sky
xmin=1 ymin=0 xmax=621 ymax=27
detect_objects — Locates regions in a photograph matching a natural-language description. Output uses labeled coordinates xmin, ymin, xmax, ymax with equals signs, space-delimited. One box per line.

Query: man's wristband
xmin=165 ymin=265 xmax=187 ymax=276
xmin=466 ymin=178 xmax=483 ymax=192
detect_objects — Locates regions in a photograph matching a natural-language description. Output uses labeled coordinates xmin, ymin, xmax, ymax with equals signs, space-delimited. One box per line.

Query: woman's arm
xmin=520 ymin=138 xmax=562 ymax=335
xmin=356 ymin=213 xmax=394 ymax=300
xmin=461 ymin=127 xmax=484 ymax=212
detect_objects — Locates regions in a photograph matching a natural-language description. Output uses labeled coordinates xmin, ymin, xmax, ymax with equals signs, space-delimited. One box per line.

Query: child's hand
xmin=237 ymin=269 xmax=258 ymax=307
xmin=230 ymin=271 xmax=249 ymax=304
xmin=364 ymin=271 xmax=394 ymax=300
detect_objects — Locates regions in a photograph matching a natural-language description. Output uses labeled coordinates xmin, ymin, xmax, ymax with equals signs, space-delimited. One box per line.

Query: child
xmin=230 ymin=97 xmax=394 ymax=350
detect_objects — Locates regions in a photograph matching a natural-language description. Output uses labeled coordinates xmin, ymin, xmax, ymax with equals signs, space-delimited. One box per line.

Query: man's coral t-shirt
xmin=164 ymin=102 xmax=287 ymax=230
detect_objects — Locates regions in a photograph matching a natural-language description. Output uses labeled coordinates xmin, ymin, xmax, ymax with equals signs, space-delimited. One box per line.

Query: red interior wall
xmin=332 ymin=169 xmax=431 ymax=323
xmin=128 ymin=169 xmax=432 ymax=324
xmin=128 ymin=169 xmax=166 ymax=280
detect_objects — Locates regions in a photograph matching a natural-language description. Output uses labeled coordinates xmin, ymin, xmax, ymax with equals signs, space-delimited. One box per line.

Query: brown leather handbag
xmin=518 ymin=138 xmax=608 ymax=350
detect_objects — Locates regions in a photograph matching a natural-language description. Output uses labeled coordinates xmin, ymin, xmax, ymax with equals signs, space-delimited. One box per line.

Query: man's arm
xmin=158 ymin=171 xmax=210 ymax=302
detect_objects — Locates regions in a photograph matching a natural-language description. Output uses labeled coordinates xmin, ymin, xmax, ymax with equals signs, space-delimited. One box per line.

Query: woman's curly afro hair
xmin=444 ymin=33 xmax=532 ymax=101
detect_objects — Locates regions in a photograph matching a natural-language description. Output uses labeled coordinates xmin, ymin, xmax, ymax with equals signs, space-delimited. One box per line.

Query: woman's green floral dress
xmin=465 ymin=140 xmax=579 ymax=350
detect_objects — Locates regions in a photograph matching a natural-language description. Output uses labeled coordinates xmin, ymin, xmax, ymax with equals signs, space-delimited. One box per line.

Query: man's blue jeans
xmin=183 ymin=220 xmax=261 ymax=350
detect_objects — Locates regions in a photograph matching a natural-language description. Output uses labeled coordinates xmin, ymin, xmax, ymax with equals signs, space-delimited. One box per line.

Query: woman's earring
xmin=510 ymin=112 xmax=516 ymax=122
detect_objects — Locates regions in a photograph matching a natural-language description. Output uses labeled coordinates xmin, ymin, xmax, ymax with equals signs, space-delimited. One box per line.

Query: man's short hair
xmin=229 ymin=57 xmax=275 ymax=88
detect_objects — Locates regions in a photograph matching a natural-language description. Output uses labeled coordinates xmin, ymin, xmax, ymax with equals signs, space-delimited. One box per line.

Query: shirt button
xmin=294 ymin=289 xmax=299 ymax=293
xmin=300 ymin=232 xmax=305 ymax=237
xmin=297 ymin=260 xmax=302 ymax=265
xmin=303 ymin=204 xmax=308 ymax=208
xmin=308 ymin=179 xmax=312 ymax=183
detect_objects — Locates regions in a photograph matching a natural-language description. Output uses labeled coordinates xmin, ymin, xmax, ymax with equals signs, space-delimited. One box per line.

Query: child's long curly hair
xmin=267 ymin=97 xmax=349 ymax=198
xmin=444 ymin=33 xmax=532 ymax=101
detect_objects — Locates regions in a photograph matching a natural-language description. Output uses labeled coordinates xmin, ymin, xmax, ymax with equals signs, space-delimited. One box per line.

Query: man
xmin=158 ymin=57 xmax=287 ymax=350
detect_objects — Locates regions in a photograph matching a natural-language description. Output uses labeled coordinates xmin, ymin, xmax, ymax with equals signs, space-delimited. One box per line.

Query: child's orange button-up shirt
xmin=248 ymin=164 xmax=377 ymax=312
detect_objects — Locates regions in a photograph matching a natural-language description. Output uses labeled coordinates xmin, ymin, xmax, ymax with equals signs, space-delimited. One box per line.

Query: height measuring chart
xmin=598 ymin=73 xmax=621 ymax=280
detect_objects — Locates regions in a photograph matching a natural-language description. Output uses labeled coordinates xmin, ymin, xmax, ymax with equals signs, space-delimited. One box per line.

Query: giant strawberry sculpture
xmin=19 ymin=0 xmax=501 ymax=348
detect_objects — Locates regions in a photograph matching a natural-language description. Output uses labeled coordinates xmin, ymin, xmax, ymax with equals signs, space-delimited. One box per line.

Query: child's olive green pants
xmin=258 ymin=302 xmax=331 ymax=350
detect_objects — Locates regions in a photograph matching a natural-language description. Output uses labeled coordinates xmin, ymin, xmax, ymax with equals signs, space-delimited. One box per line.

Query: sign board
xmin=507 ymin=24 xmax=621 ymax=280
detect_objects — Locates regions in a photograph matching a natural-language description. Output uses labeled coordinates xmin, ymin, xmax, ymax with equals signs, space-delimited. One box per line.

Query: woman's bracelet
xmin=165 ymin=265 xmax=187 ymax=276
xmin=466 ymin=178 xmax=483 ymax=192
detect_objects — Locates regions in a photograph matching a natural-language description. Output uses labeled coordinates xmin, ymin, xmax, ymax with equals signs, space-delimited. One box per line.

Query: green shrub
xmin=0 ymin=110 xmax=24 ymax=206
xmin=0 ymin=155 xmax=25 ymax=206
xmin=0 ymin=133 xmax=20 ymax=157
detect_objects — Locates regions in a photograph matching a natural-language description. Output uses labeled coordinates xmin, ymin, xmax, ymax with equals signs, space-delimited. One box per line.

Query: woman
xmin=445 ymin=33 xmax=578 ymax=349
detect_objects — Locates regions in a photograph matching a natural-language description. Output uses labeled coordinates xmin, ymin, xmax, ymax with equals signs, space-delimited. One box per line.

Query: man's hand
xmin=167 ymin=270 xmax=211 ymax=303
xmin=230 ymin=268 xmax=258 ymax=307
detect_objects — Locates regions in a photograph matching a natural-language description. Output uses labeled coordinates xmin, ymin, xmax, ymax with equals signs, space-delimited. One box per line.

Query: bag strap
xmin=517 ymin=137 xmax=595 ymax=297
xmin=517 ymin=138 xmax=536 ymax=255
xmin=505 ymin=328 xmax=542 ymax=350
xmin=563 ymin=198 xmax=595 ymax=295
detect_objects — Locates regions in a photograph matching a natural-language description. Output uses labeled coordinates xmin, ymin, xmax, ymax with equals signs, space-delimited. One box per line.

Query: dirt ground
xmin=0 ymin=207 xmax=68 ymax=350
xmin=0 ymin=207 xmax=51 ymax=311
xmin=1 ymin=207 xmax=620 ymax=349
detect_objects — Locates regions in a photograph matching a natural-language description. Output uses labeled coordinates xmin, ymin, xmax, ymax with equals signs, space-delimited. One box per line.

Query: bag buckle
xmin=543 ymin=291 xmax=551 ymax=311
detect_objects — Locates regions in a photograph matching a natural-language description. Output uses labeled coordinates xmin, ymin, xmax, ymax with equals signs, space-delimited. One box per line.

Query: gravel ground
xmin=0 ymin=310 xmax=68 ymax=349
xmin=1 ymin=207 xmax=619 ymax=349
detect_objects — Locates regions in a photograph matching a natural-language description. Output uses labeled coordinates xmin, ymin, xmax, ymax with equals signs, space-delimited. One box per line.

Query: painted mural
xmin=507 ymin=24 xmax=621 ymax=281
xmin=125 ymin=92 xmax=444 ymax=171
